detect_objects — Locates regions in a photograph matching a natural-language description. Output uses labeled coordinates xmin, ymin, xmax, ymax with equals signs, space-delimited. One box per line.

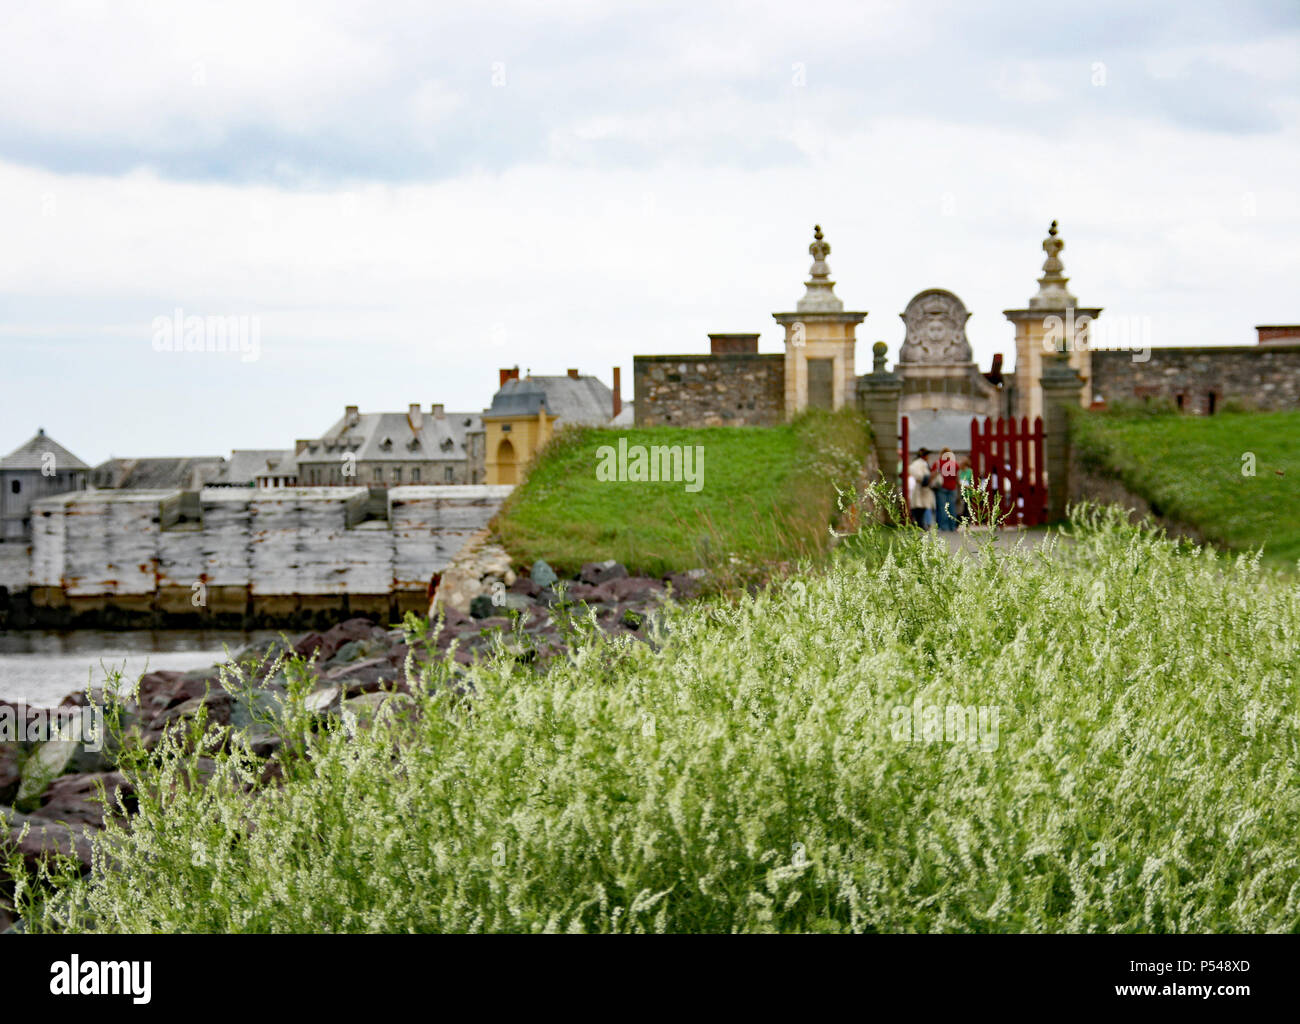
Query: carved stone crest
xmin=898 ymin=289 xmax=972 ymax=363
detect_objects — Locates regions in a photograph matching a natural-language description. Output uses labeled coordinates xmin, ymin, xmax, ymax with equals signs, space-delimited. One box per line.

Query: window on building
xmin=445 ymin=467 xmax=454 ymax=482
xmin=374 ymin=467 xmax=383 ymax=483
xmin=393 ymin=467 xmax=402 ymax=483
xmin=11 ymin=480 xmax=20 ymax=494
xmin=411 ymin=468 xmax=421 ymax=482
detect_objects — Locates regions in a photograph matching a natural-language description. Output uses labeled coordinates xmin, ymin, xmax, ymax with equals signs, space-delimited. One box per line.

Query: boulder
xmin=509 ymin=577 xmax=542 ymax=599
xmin=580 ymin=560 xmax=629 ymax=585
xmin=531 ymin=560 xmax=559 ymax=589
xmin=304 ymin=685 xmax=342 ymax=716
xmin=664 ymin=571 xmax=707 ymax=599
xmin=316 ymin=618 xmax=380 ymax=662
xmin=469 ymin=594 xmax=496 ymax=620
xmin=39 ymin=771 xmax=132 ymax=828
xmin=323 ymin=657 xmax=401 ymax=696
xmin=605 ymin=577 xmax=666 ymax=603
xmin=2 ymin=808 xmax=95 ymax=873
xmin=15 ymin=740 xmax=79 ymax=808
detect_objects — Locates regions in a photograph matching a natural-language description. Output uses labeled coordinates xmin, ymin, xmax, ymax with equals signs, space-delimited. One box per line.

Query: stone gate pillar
xmin=1041 ymin=355 xmax=1085 ymax=522
xmin=857 ymin=341 xmax=902 ymax=492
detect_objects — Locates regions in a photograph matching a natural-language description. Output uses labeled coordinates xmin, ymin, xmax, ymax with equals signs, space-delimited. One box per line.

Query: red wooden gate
xmin=898 ymin=415 xmax=1046 ymax=528
xmin=969 ymin=416 xmax=1046 ymax=527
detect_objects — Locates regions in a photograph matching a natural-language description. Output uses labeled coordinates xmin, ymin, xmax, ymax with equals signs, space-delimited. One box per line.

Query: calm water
xmin=0 ymin=630 xmax=282 ymax=707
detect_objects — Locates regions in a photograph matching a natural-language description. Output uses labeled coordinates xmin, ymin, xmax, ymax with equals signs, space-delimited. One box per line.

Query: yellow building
xmin=772 ymin=225 xmax=867 ymax=417
xmin=482 ymin=368 xmax=622 ymax=485
xmin=1004 ymin=221 xmax=1102 ymax=423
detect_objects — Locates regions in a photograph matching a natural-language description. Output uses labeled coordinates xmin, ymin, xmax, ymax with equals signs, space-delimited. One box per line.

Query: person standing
xmin=933 ymin=447 xmax=960 ymax=531
xmin=908 ymin=448 xmax=936 ymax=528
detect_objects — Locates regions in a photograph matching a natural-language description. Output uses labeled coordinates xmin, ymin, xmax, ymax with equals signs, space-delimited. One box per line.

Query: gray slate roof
xmin=91 ymin=457 xmax=225 ymax=490
xmin=213 ymin=449 xmax=298 ymax=485
xmin=299 ymin=410 xmax=482 ymax=463
xmin=0 ymin=429 xmax=89 ymax=471
xmin=485 ymin=376 xmax=614 ymax=426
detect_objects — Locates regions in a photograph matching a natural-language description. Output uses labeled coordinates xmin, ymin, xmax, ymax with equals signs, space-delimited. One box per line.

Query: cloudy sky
xmin=2 ymin=0 xmax=1297 ymax=464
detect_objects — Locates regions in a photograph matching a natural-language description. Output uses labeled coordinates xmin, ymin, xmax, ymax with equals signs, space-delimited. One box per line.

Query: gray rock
xmin=15 ymin=740 xmax=79 ymax=808
xmin=469 ymin=594 xmax=496 ymax=620
xmin=304 ymin=685 xmax=342 ymax=715
xmin=580 ymin=560 xmax=629 ymax=585
xmin=531 ymin=559 xmax=559 ymax=589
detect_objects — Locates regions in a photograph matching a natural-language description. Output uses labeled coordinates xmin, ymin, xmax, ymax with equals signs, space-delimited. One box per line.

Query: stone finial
xmin=1028 ymin=219 xmax=1077 ymax=309
xmin=797 ymin=224 xmax=844 ymax=313
xmin=871 ymin=340 xmax=888 ymax=373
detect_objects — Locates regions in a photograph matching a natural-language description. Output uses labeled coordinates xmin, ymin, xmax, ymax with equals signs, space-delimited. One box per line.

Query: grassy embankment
xmin=492 ymin=409 xmax=874 ymax=577
xmin=9 ymin=506 xmax=1300 ymax=933
xmin=1072 ymin=408 xmax=1300 ymax=566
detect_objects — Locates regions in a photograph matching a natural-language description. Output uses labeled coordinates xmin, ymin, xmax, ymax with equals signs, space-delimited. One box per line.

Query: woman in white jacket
xmin=908 ymin=448 xmax=936 ymax=529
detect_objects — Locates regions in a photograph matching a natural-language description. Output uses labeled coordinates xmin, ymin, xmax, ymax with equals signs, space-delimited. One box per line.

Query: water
xmin=0 ymin=630 xmax=283 ymax=707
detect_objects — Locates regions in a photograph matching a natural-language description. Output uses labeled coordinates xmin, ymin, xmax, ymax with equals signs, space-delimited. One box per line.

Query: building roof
xmin=211 ymin=449 xmax=298 ymax=485
xmin=485 ymin=375 xmax=615 ymax=426
xmin=90 ymin=456 xmax=225 ymax=490
xmin=298 ymin=408 xmax=482 ymax=464
xmin=0 ymin=429 xmax=89 ymax=472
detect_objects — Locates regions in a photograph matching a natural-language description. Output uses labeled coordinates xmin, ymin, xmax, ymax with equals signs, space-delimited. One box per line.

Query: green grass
xmin=492 ymin=409 xmax=873 ymax=577
xmin=10 ymin=506 xmax=1300 ymax=933
xmin=1072 ymin=408 xmax=1300 ymax=567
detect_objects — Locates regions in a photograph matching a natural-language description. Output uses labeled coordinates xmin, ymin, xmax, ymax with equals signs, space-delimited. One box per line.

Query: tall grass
xmin=9 ymin=506 xmax=1300 ymax=932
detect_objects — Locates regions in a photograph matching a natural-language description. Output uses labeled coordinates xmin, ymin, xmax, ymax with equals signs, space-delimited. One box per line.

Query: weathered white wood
xmin=28 ymin=485 xmax=512 ymax=598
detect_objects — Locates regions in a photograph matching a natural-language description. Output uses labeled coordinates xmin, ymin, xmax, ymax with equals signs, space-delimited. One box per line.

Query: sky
xmin=1 ymin=0 xmax=1298 ymax=465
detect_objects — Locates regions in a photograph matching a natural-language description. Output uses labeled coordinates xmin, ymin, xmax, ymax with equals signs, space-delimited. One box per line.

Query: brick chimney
xmin=612 ymin=367 xmax=622 ymax=418
xmin=499 ymin=367 xmax=520 ymax=387
xmin=1257 ymin=325 xmax=1300 ymax=345
xmin=709 ymin=333 xmax=759 ymax=355
xmin=567 ymin=368 xmax=580 ymax=379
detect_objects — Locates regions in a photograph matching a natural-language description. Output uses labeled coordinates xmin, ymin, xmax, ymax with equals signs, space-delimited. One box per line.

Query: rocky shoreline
xmin=0 ymin=554 xmax=704 ymax=932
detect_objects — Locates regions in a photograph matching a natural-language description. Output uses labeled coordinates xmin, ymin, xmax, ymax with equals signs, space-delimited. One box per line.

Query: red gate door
xmin=969 ymin=416 xmax=1046 ymax=527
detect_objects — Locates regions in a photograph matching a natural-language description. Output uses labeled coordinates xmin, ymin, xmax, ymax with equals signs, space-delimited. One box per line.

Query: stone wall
xmin=1091 ymin=346 xmax=1300 ymax=414
xmin=9 ymin=485 xmax=512 ymax=628
xmin=633 ymin=354 xmax=785 ymax=427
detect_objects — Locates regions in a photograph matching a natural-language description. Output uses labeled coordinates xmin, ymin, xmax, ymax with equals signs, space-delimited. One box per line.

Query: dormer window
xmin=440 ymin=438 xmax=455 ymax=452
xmin=407 ymin=438 xmax=421 ymax=452
xmin=379 ymin=437 xmax=393 ymax=451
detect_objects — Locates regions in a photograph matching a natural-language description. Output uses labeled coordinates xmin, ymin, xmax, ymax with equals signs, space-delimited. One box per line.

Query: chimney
xmin=612 ymin=367 xmax=622 ymax=419
xmin=567 ymin=368 xmax=580 ymax=379
xmin=499 ymin=366 xmax=519 ymax=387
xmin=408 ymin=403 xmax=423 ymax=430
xmin=708 ymin=333 xmax=759 ymax=355
xmin=432 ymin=403 xmax=445 ymax=418
xmin=294 ymin=438 xmax=312 ymax=455
xmin=984 ymin=353 xmax=1004 ymax=386
xmin=1257 ymin=325 xmax=1300 ymax=345
xmin=345 ymin=405 xmax=359 ymax=427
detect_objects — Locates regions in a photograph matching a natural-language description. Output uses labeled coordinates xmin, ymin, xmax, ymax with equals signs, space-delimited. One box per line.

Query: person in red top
xmin=931 ymin=447 xmax=961 ymax=531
